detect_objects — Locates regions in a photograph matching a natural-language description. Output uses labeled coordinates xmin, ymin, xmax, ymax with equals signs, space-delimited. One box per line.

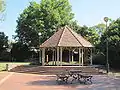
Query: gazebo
xmin=39 ymin=26 xmax=94 ymax=66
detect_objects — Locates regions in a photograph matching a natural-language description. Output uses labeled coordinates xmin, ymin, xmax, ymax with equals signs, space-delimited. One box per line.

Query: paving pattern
xmin=0 ymin=72 xmax=9 ymax=81
xmin=0 ymin=72 xmax=120 ymax=90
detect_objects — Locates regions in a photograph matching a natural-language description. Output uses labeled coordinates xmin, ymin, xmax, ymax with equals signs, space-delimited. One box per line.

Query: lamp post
xmin=38 ymin=33 xmax=42 ymax=65
xmin=104 ymin=17 xmax=109 ymax=73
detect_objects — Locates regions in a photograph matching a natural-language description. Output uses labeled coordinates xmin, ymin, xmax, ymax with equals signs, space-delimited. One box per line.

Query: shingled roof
xmin=40 ymin=26 xmax=94 ymax=48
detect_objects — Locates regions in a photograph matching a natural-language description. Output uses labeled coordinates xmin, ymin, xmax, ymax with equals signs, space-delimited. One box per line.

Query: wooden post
xmin=69 ymin=49 xmax=71 ymax=63
xmin=57 ymin=47 xmax=59 ymax=66
xmin=90 ymin=48 xmax=93 ymax=65
xmin=39 ymin=49 xmax=41 ymax=64
xmin=52 ymin=50 xmax=54 ymax=65
xmin=82 ymin=48 xmax=84 ymax=66
xmin=42 ymin=48 xmax=45 ymax=66
xmin=72 ymin=50 xmax=74 ymax=63
xmin=79 ymin=48 xmax=81 ymax=66
xmin=55 ymin=49 xmax=56 ymax=65
xmin=46 ymin=55 xmax=48 ymax=64
xmin=60 ymin=47 xmax=62 ymax=66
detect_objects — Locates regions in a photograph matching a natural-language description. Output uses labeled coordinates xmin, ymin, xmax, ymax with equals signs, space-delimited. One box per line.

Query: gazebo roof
xmin=40 ymin=26 xmax=94 ymax=48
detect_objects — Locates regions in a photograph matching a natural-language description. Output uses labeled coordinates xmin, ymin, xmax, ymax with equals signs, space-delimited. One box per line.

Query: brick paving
xmin=0 ymin=72 xmax=9 ymax=81
xmin=0 ymin=72 xmax=120 ymax=90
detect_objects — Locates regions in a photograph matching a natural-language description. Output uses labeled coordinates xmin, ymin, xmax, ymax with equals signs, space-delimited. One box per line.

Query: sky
xmin=0 ymin=0 xmax=120 ymax=40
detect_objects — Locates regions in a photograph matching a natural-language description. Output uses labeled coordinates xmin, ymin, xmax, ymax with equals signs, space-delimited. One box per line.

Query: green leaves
xmin=0 ymin=0 xmax=5 ymax=13
xmin=99 ymin=18 xmax=120 ymax=68
xmin=0 ymin=0 xmax=5 ymax=21
xmin=0 ymin=32 xmax=8 ymax=54
xmin=11 ymin=42 xmax=30 ymax=61
xmin=15 ymin=0 xmax=74 ymax=47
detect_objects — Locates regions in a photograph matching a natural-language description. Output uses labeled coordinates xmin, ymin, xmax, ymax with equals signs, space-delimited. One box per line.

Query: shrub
xmin=92 ymin=53 xmax=106 ymax=65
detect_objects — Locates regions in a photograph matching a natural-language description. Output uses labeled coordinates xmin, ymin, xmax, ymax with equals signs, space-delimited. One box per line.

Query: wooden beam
xmin=39 ymin=49 xmax=41 ymax=64
xmin=42 ymin=48 xmax=45 ymax=66
xmin=72 ymin=50 xmax=74 ymax=63
xmin=52 ymin=50 xmax=54 ymax=65
xmin=78 ymin=48 xmax=81 ymax=66
xmin=57 ymin=47 xmax=59 ymax=66
xmin=90 ymin=48 xmax=93 ymax=65
xmin=69 ymin=49 xmax=71 ymax=63
xmin=60 ymin=47 xmax=62 ymax=66
xmin=46 ymin=55 xmax=48 ymax=64
xmin=55 ymin=49 xmax=56 ymax=65
xmin=81 ymin=48 xmax=84 ymax=66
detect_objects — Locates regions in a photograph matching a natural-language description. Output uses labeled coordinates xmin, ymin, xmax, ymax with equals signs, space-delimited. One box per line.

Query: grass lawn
xmin=0 ymin=62 xmax=30 ymax=71
xmin=0 ymin=63 xmax=6 ymax=71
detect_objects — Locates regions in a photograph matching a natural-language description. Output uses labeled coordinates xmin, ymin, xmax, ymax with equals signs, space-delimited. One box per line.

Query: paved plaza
xmin=0 ymin=72 xmax=120 ymax=90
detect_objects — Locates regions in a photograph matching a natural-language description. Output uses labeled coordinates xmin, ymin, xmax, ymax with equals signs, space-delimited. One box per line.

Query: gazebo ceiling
xmin=40 ymin=26 xmax=94 ymax=48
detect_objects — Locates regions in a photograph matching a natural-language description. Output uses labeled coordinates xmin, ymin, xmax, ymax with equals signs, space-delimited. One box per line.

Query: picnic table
xmin=69 ymin=70 xmax=82 ymax=83
xmin=78 ymin=73 xmax=93 ymax=84
xmin=69 ymin=70 xmax=82 ymax=76
xmin=56 ymin=70 xmax=93 ymax=84
xmin=56 ymin=73 xmax=69 ymax=83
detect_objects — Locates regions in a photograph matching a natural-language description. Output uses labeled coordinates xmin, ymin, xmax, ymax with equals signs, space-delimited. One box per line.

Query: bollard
xmin=6 ymin=64 xmax=8 ymax=71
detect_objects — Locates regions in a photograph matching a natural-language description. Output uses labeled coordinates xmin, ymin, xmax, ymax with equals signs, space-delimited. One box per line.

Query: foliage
xmin=0 ymin=0 xmax=5 ymax=12
xmin=69 ymin=21 xmax=104 ymax=48
xmin=89 ymin=24 xmax=106 ymax=53
xmin=0 ymin=0 xmax=6 ymax=21
xmin=15 ymin=0 xmax=74 ymax=47
xmin=100 ymin=18 xmax=120 ymax=68
xmin=86 ymin=27 xmax=100 ymax=45
xmin=92 ymin=53 xmax=106 ymax=65
xmin=0 ymin=50 xmax=10 ymax=61
xmin=11 ymin=42 xmax=30 ymax=62
xmin=0 ymin=32 xmax=8 ymax=54
xmin=0 ymin=63 xmax=6 ymax=71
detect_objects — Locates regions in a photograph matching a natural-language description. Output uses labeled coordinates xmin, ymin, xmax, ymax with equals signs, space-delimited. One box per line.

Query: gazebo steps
xmin=9 ymin=65 xmax=106 ymax=75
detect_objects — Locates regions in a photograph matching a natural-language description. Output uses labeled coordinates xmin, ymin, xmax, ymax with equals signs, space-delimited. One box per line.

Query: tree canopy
xmin=0 ymin=32 xmax=8 ymax=51
xmin=99 ymin=18 xmax=120 ymax=68
xmin=0 ymin=0 xmax=5 ymax=21
xmin=11 ymin=42 xmax=30 ymax=62
xmin=15 ymin=0 xmax=74 ymax=47
xmin=69 ymin=21 xmax=105 ymax=47
xmin=0 ymin=0 xmax=5 ymax=13
xmin=0 ymin=32 xmax=8 ymax=60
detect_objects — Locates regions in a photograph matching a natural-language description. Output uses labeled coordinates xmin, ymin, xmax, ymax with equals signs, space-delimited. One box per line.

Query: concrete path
xmin=0 ymin=72 xmax=120 ymax=90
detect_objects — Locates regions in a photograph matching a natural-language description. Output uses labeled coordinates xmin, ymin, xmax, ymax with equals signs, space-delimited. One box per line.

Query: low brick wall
xmin=6 ymin=64 xmax=19 ymax=71
xmin=8 ymin=65 xmax=105 ymax=75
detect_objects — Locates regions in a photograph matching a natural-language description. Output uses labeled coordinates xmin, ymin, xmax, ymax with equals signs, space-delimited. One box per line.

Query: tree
xmin=88 ymin=23 xmax=106 ymax=49
xmin=0 ymin=0 xmax=5 ymax=21
xmin=0 ymin=0 xmax=5 ymax=12
xmin=87 ymin=27 xmax=100 ymax=46
xmin=94 ymin=23 xmax=106 ymax=37
xmin=15 ymin=0 xmax=74 ymax=47
xmin=11 ymin=42 xmax=30 ymax=62
xmin=72 ymin=24 xmax=100 ymax=46
xmin=0 ymin=32 xmax=8 ymax=60
xmin=69 ymin=21 xmax=101 ymax=47
xmin=100 ymin=18 xmax=120 ymax=68
xmin=0 ymin=32 xmax=8 ymax=52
